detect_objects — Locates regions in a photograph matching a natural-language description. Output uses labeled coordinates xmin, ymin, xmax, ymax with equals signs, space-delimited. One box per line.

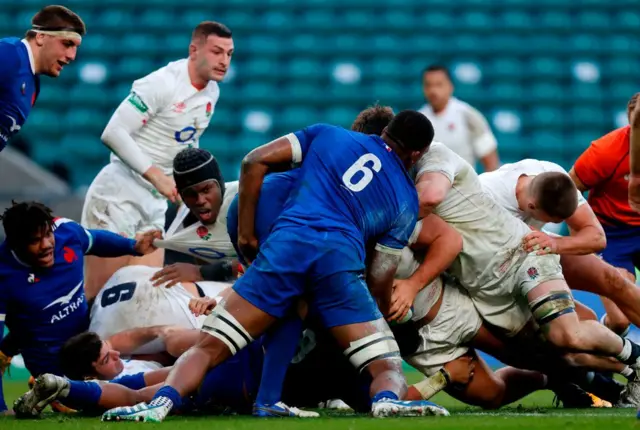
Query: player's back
xmin=89 ymin=265 xmax=227 ymax=353
xmin=276 ymin=124 xmax=418 ymax=260
xmin=0 ymin=37 xmax=39 ymax=147
xmin=412 ymin=142 xmax=531 ymax=292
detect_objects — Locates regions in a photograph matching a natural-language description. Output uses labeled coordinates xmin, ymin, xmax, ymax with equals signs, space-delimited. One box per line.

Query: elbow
xmin=593 ymin=230 xmax=606 ymax=252
xmin=418 ymin=191 xmax=446 ymax=213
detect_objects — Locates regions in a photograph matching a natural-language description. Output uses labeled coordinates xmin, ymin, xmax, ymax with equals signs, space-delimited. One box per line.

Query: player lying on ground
xmin=0 ymin=5 xmax=84 ymax=151
xmin=102 ymin=112 xmax=451 ymax=422
xmin=480 ymin=159 xmax=640 ymax=337
xmin=0 ymin=202 xmax=160 ymax=414
xmin=81 ymin=21 xmax=234 ymax=300
xmin=413 ymin=142 xmax=640 ymax=391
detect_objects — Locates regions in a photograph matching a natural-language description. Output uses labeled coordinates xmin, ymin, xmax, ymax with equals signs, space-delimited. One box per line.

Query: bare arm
xmin=407 ymin=214 xmax=462 ymax=289
xmin=367 ymin=250 xmax=402 ymax=316
xmin=107 ymin=325 xmax=171 ymax=356
xmin=568 ymin=167 xmax=589 ymax=192
xmin=629 ymin=102 xmax=640 ymax=212
xmin=557 ymin=205 xmax=606 ymax=254
xmin=480 ymin=150 xmax=500 ymax=172
xmin=415 ymin=172 xmax=453 ymax=217
xmin=238 ymin=136 xmax=296 ymax=262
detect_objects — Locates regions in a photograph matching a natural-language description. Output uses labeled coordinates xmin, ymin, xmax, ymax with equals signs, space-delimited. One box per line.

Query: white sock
xmin=621 ymin=366 xmax=634 ymax=379
xmin=617 ymin=338 xmax=632 ymax=362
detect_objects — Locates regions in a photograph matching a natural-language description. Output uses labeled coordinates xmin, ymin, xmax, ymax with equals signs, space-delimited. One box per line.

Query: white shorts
xmin=404 ymin=281 xmax=482 ymax=377
xmin=81 ymin=161 xmax=167 ymax=238
xmin=469 ymin=253 xmax=564 ymax=337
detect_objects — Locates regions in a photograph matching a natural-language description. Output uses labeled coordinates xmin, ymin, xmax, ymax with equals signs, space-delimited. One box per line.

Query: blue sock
xmin=64 ymin=380 xmax=103 ymax=409
xmin=371 ymin=390 xmax=399 ymax=403
xmin=256 ymin=315 xmax=303 ymax=406
xmin=151 ymin=386 xmax=182 ymax=409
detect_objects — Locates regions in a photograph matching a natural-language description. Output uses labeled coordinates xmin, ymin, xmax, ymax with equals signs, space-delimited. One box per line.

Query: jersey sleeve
xmin=573 ymin=130 xmax=625 ymax=189
xmin=125 ymin=70 xmax=173 ymax=120
xmin=287 ymin=123 xmax=334 ymax=167
xmin=0 ymin=43 xmax=19 ymax=80
xmin=375 ymin=204 xmax=418 ymax=255
xmin=464 ymin=104 xmax=498 ymax=158
xmin=540 ymin=161 xmax=587 ymax=207
xmin=54 ymin=218 xmax=93 ymax=254
xmin=414 ymin=143 xmax=458 ymax=183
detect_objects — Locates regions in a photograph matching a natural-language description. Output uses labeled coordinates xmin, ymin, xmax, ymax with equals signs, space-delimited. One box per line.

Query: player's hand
xmin=523 ymin=230 xmax=558 ymax=255
xmin=134 ymin=230 xmax=162 ymax=255
xmin=0 ymin=350 xmax=12 ymax=377
xmin=388 ymin=279 xmax=421 ymax=322
xmin=151 ymin=263 xmax=203 ymax=288
xmin=189 ymin=296 xmax=217 ymax=317
xmin=237 ymin=235 xmax=259 ymax=265
xmin=443 ymin=355 xmax=475 ymax=386
xmin=629 ymin=174 xmax=640 ymax=213
xmin=144 ymin=166 xmax=180 ymax=203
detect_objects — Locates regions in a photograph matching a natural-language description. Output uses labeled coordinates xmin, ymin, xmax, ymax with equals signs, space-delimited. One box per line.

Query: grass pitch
xmin=2 ymin=372 xmax=637 ymax=430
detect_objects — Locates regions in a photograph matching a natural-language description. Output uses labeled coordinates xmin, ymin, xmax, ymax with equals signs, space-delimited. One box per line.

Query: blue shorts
xmin=233 ymin=226 xmax=381 ymax=327
xmin=226 ymin=173 xmax=297 ymax=266
xmin=599 ymin=224 xmax=640 ymax=276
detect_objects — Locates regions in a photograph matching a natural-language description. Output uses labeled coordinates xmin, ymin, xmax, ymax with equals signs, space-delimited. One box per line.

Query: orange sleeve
xmin=573 ymin=131 xmax=623 ymax=189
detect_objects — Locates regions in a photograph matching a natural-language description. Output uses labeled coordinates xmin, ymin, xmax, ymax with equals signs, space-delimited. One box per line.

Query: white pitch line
xmin=454 ymin=411 xmax=636 ymax=418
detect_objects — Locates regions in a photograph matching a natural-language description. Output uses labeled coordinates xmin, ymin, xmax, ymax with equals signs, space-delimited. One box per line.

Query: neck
xmin=26 ymin=39 xmax=42 ymax=74
xmin=431 ymin=99 xmax=449 ymax=114
xmin=187 ymin=60 xmax=206 ymax=90
xmin=515 ymin=175 xmax=532 ymax=211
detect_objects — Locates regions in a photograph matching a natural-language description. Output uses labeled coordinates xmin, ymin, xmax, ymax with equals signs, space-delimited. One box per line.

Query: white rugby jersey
xmin=110 ymin=58 xmax=220 ymax=176
xmin=90 ymin=265 xmax=230 ymax=354
xmin=419 ymin=97 xmax=497 ymax=167
xmin=156 ymin=181 xmax=239 ymax=263
xmin=412 ymin=142 xmax=531 ymax=294
xmin=479 ymin=159 xmax=587 ymax=231
xmin=119 ymin=359 xmax=163 ymax=377
xmin=396 ymin=246 xmax=443 ymax=322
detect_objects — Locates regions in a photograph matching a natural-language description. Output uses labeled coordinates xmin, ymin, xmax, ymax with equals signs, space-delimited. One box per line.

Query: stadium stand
xmin=1 ymin=0 xmax=638 ymax=189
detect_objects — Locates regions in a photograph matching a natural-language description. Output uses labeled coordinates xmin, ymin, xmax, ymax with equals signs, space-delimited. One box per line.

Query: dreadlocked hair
xmin=0 ymin=201 xmax=55 ymax=249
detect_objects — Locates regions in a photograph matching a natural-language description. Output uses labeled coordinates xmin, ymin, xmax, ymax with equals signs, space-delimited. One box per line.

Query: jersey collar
xmin=21 ymin=39 xmax=36 ymax=75
xmin=10 ymin=250 xmax=31 ymax=268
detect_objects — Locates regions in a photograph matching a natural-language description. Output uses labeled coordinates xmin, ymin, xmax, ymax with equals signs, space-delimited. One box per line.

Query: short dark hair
xmin=0 ymin=201 xmax=54 ymax=250
xmin=351 ymin=105 xmax=395 ymax=136
xmin=192 ymin=21 xmax=232 ymax=41
xmin=25 ymin=5 xmax=86 ymax=40
xmin=385 ymin=110 xmax=435 ymax=152
xmin=422 ymin=64 xmax=452 ymax=81
xmin=60 ymin=332 xmax=103 ymax=380
xmin=531 ymin=172 xmax=579 ymax=220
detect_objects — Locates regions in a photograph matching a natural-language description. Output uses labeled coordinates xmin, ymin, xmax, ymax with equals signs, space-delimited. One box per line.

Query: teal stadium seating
xmin=1 ymin=0 xmax=638 ymax=187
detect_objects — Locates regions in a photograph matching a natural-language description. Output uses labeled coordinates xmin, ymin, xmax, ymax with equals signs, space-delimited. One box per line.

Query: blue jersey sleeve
xmin=0 ymin=42 xmax=19 ymax=81
xmin=56 ymin=219 xmax=93 ymax=254
xmin=290 ymin=123 xmax=334 ymax=167
xmin=55 ymin=219 xmax=139 ymax=257
xmin=374 ymin=205 xmax=418 ymax=254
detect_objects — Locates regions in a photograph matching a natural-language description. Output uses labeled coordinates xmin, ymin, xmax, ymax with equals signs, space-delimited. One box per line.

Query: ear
xmin=188 ymin=42 xmax=197 ymax=59
xmin=35 ymin=33 xmax=46 ymax=47
xmin=527 ymin=202 xmax=536 ymax=211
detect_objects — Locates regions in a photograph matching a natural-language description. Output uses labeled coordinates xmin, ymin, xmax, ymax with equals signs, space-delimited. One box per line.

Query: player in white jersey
xmin=151 ymin=148 xmax=240 ymax=286
xmin=419 ymin=64 xmax=499 ymax=172
xmin=81 ymin=22 xmax=234 ymax=300
xmin=413 ymin=142 xmax=640 ymax=373
xmin=61 ymin=265 xmax=230 ymax=381
xmin=479 ymin=159 xmax=640 ymax=337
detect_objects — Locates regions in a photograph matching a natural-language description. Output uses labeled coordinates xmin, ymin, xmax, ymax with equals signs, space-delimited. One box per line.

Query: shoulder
xmin=418 ymin=104 xmax=432 ymax=117
xmin=0 ymin=38 xmax=22 ymax=69
xmin=131 ymin=60 xmax=181 ymax=94
xmin=53 ymin=217 xmax=90 ymax=241
xmin=592 ymin=126 xmax=630 ymax=150
xmin=537 ymin=160 xmax=569 ymax=175
xmin=204 ymin=80 xmax=220 ymax=100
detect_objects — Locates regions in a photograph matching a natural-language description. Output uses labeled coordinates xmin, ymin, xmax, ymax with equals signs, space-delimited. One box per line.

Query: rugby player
xmin=81 ymin=21 xmax=233 ymax=300
xmin=102 ymin=112 xmax=449 ymax=422
xmin=479 ymin=159 xmax=640 ymax=336
xmin=0 ymin=5 xmax=84 ymax=150
xmin=0 ymin=201 xmax=160 ymax=414
xmin=418 ymin=64 xmax=499 ymax=172
xmin=413 ymin=142 xmax=640 ymax=375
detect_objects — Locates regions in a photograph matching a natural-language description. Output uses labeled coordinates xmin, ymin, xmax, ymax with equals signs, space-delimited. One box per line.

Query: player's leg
xmin=561 ymin=253 xmax=638 ymax=334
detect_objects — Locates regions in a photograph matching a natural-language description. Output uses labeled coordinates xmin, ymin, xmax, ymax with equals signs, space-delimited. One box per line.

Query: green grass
xmin=2 ymin=372 xmax=638 ymax=430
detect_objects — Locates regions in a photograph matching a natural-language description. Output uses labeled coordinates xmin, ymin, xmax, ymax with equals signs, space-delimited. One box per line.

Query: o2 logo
xmin=174 ymin=126 xmax=197 ymax=145
xmin=189 ymin=247 xmax=225 ymax=260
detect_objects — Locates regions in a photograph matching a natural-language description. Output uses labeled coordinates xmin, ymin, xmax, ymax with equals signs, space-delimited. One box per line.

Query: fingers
xmin=151 ymin=267 xmax=177 ymax=287
xmin=189 ymin=297 xmax=217 ymax=317
xmin=388 ymin=300 xmax=409 ymax=322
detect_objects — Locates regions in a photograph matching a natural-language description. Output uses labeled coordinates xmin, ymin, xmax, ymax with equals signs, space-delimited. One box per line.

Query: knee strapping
xmin=201 ymin=303 xmax=253 ymax=355
xmin=343 ymin=330 xmax=401 ymax=373
xmin=530 ymin=291 xmax=575 ymax=326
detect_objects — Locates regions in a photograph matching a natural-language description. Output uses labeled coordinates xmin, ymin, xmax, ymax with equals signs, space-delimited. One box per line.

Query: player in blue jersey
xmin=0 ymin=201 xmax=160 ymax=414
xmin=102 ymin=111 xmax=446 ymax=422
xmin=0 ymin=5 xmax=85 ymax=150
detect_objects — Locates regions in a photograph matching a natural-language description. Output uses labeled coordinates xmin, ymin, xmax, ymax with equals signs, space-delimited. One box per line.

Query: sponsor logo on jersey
xmin=189 ymin=247 xmax=225 ymax=260
xmin=127 ymin=92 xmax=149 ymax=113
xmin=28 ymin=273 xmax=40 ymax=284
xmin=526 ymin=266 xmax=539 ymax=280
xmin=205 ymin=102 xmax=212 ymax=117
xmin=173 ymin=102 xmax=186 ymax=113
xmin=196 ymin=226 xmax=212 ymax=241
xmin=43 ymin=281 xmax=85 ymax=323
xmin=174 ymin=126 xmax=197 ymax=144
xmin=6 ymin=115 xmax=21 ymax=133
